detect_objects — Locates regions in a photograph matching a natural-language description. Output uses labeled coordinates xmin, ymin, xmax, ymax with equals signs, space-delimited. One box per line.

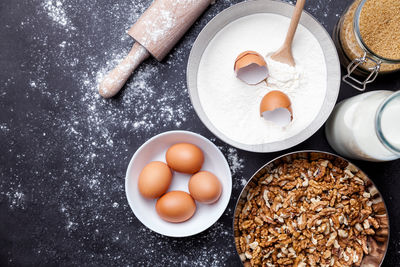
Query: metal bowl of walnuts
xmin=233 ymin=151 xmax=389 ymax=266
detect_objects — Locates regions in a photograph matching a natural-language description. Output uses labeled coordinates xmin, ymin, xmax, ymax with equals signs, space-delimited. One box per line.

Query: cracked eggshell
xmin=260 ymin=90 xmax=293 ymax=127
xmin=234 ymin=51 xmax=269 ymax=85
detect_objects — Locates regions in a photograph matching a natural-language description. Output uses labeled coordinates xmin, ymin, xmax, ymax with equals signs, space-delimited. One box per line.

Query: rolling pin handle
xmin=99 ymin=42 xmax=150 ymax=98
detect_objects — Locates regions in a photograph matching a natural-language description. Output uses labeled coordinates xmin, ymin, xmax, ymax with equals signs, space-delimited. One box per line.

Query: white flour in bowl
xmin=197 ymin=13 xmax=327 ymax=145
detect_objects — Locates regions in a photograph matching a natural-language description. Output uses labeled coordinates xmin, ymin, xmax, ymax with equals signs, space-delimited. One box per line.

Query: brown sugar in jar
xmin=359 ymin=0 xmax=400 ymax=60
xmin=333 ymin=0 xmax=400 ymax=90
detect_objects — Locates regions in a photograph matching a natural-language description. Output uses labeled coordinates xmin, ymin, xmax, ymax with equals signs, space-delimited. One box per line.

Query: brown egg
xmin=234 ymin=51 xmax=269 ymax=85
xmin=166 ymin=143 xmax=204 ymax=174
xmin=188 ymin=171 xmax=222 ymax=204
xmin=260 ymin=90 xmax=293 ymax=127
xmin=138 ymin=161 xmax=172 ymax=199
xmin=156 ymin=191 xmax=196 ymax=223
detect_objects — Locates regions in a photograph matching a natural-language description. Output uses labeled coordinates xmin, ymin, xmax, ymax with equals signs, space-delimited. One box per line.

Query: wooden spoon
xmin=270 ymin=0 xmax=306 ymax=66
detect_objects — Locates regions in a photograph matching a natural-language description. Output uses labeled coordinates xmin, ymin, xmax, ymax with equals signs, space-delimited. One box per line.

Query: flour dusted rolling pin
xmin=99 ymin=0 xmax=213 ymax=98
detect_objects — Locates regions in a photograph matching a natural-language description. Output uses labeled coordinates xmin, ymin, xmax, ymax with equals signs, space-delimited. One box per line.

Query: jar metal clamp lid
xmin=343 ymin=51 xmax=380 ymax=91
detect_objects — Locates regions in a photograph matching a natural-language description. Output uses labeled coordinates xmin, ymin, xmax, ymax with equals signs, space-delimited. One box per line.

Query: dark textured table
xmin=1 ymin=0 xmax=399 ymax=266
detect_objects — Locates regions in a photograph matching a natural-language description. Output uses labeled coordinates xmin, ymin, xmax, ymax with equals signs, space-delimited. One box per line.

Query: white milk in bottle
xmin=325 ymin=90 xmax=400 ymax=161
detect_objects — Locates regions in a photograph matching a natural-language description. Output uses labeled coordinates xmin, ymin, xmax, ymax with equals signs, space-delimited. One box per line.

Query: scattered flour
xmin=226 ymin=147 xmax=245 ymax=175
xmin=42 ymin=0 xmax=76 ymax=31
xmin=212 ymin=138 xmax=246 ymax=191
xmin=211 ymin=137 xmax=245 ymax=178
xmin=6 ymin=190 xmax=26 ymax=210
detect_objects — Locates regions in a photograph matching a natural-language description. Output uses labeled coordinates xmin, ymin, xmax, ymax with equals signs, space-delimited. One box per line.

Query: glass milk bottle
xmin=325 ymin=90 xmax=400 ymax=161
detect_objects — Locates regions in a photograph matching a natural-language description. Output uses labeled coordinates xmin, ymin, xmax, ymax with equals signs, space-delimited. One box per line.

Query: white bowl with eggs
xmin=125 ymin=130 xmax=232 ymax=237
xmin=187 ymin=0 xmax=341 ymax=152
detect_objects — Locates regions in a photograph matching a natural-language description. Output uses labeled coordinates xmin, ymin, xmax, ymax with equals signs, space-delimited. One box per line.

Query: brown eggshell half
xmin=155 ymin=191 xmax=196 ymax=223
xmin=166 ymin=143 xmax=204 ymax=174
xmin=234 ymin=51 xmax=269 ymax=85
xmin=260 ymin=90 xmax=293 ymax=126
xmin=188 ymin=171 xmax=222 ymax=204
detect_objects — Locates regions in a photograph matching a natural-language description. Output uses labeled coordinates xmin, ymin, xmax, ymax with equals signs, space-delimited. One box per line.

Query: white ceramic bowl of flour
xmin=187 ymin=0 xmax=340 ymax=152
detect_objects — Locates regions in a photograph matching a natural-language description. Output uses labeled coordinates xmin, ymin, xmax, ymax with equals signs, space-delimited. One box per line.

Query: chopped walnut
xmin=237 ymin=158 xmax=387 ymax=266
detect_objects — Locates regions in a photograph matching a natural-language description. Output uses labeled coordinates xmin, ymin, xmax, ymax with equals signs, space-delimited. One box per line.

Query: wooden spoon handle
xmin=283 ymin=0 xmax=306 ymax=48
xmin=99 ymin=42 xmax=150 ymax=98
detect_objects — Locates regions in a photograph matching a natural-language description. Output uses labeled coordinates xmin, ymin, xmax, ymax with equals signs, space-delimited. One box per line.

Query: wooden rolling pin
xmin=99 ymin=0 xmax=213 ymax=98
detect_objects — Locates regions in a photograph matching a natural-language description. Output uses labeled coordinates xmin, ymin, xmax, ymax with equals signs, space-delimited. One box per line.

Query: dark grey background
xmin=0 ymin=0 xmax=399 ymax=266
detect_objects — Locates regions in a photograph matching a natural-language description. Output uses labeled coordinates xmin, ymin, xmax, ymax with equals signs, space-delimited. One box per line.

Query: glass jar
xmin=333 ymin=0 xmax=400 ymax=91
xmin=325 ymin=90 xmax=400 ymax=162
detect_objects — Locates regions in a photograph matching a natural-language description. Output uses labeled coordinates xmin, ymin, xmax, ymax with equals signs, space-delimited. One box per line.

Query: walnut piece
xmin=237 ymin=158 xmax=385 ymax=266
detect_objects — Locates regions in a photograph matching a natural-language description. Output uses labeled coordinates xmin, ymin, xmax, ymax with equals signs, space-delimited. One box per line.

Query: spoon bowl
xmin=270 ymin=0 xmax=306 ymax=66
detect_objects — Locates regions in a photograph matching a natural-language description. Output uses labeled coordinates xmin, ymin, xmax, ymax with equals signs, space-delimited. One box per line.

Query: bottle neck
xmin=375 ymin=91 xmax=400 ymax=156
